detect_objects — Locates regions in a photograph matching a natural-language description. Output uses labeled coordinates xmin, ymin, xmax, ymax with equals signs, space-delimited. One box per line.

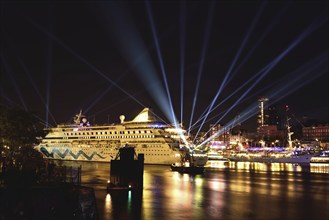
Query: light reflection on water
xmin=104 ymin=194 xmax=112 ymax=216
xmin=57 ymin=160 xmax=329 ymax=220
xmin=206 ymin=161 xmax=313 ymax=173
xmin=310 ymin=163 xmax=329 ymax=173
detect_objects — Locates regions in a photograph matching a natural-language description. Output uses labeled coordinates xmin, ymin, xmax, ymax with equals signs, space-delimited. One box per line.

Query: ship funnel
xmin=120 ymin=115 xmax=125 ymax=123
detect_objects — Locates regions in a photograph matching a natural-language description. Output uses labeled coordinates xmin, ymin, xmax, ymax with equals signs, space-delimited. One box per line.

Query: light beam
xmin=188 ymin=0 xmax=216 ymax=136
xmin=193 ymin=1 xmax=266 ymax=141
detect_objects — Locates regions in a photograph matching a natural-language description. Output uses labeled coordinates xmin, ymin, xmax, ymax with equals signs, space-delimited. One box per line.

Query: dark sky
xmin=1 ymin=0 xmax=328 ymax=133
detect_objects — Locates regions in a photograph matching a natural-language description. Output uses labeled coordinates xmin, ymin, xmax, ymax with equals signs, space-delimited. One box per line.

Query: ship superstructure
xmin=35 ymin=108 xmax=208 ymax=165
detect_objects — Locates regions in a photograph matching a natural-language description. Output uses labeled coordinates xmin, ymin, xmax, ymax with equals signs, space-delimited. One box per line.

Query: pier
xmin=107 ymin=145 xmax=144 ymax=193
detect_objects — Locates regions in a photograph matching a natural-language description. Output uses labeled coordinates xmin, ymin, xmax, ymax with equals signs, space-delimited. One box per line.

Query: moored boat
xmin=170 ymin=163 xmax=205 ymax=174
xmin=35 ymin=108 xmax=208 ymax=165
xmin=226 ymin=150 xmax=312 ymax=164
xmin=170 ymin=151 xmax=206 ymax=174
xmin=224 ymin=109 xmax=313 ymax=164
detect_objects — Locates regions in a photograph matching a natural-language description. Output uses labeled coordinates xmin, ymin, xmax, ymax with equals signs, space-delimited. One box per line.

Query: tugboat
xmin=170 ymin=151 xmax=205 ymax=174
xmin=106 ymin=144 xmax=144 ymax=193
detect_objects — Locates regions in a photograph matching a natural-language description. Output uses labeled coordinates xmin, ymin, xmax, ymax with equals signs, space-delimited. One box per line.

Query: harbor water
xmin=58 ymin=161 xmax=329 ymax=220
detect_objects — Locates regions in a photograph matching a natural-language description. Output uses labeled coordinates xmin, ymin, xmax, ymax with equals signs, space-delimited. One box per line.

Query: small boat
xmin=170 ymin=151 xmax=205 ymax=174
xmin=170 ymin=163 xmax=205 ymax=174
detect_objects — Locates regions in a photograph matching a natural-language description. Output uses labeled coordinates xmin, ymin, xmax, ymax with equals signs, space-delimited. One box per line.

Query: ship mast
xmin=74 ymin=110 xmax=82 ymax=125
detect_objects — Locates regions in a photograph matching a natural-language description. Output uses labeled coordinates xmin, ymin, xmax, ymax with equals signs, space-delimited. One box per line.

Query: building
xmin=209 ymin=124 xmax=231 ymax=143
xmin=257 ymin=125 xmax=285 ymax=143
xmin=268 ymin=105 xmax=282 ymax=128
xmin=257 ymin=97 xmax=269 ymax=128
xmin=302 ymin=124 xmax=329 ymax=143
xmin=209 ymin=124 xmax=222 ymax=141
xmin=256 ymin=98 xmax=289 ymax=145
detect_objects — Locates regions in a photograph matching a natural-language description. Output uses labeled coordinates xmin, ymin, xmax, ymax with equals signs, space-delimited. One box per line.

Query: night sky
xmin=1 ymin=0 xmax=328 ymax=133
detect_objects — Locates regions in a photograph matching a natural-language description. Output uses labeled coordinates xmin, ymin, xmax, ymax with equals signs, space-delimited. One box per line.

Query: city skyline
xmin=1 ymin=1 xmax=328 ymax=133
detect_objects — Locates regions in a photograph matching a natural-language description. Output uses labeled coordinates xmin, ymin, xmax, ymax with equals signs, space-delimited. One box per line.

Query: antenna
xmin=285 ymin=105 xmax=294 ymax=150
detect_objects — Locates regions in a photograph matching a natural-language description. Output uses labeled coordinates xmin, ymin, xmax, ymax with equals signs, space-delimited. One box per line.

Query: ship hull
xmin=310 ymin=156 xmax=329 ymax=163
xmin=227 ymin=154 xmax=312 ymax=164
xmin=170 ymin=164 xmax=205 ymax=174
xmin=36 ymin=145 xmax=181 ymax=165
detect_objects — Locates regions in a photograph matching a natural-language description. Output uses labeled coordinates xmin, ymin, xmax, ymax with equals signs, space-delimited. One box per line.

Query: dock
xmin=107 ymin=145 xmax=144 ymax=193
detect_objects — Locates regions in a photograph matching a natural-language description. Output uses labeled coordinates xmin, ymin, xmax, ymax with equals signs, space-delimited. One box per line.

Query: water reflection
xmin=310 ymin=163 xmax=329 ymax=173
xmin=104 ymin=194 xmax=112 ymax=216
xmin=207 ymin=161 xmax=329 ymax=173
xmin=56 ymin=161 xmax=329 ymax=220
xmin=104 ymin=190 xmax=142 ymax=219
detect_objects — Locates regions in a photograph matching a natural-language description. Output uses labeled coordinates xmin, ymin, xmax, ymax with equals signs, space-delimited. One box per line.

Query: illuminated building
xmin=257 ymin=125 xmax=285 ymax=144
xmin=302 ymin=124 xmax=329 ymax=144
xmin=209 ymin=124 xmax=231 ymax=143
xmin=209 ymin=124 xmax=222 ymax=141
xmin=257 ymin=98 xmax=285 ymax=144
xmin=268 ymin=105 xmax=282 ymax=129
xmin=257 ymin=97 xmax=269 ymax=128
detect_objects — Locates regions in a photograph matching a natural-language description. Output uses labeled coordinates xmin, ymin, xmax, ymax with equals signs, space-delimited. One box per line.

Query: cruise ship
xmin=34 ymin=108 xmax=208 ymax=165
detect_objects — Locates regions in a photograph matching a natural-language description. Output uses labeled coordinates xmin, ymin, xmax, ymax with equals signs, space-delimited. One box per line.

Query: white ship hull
xmin=36 ymin=145 xmax=181 ymax=165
